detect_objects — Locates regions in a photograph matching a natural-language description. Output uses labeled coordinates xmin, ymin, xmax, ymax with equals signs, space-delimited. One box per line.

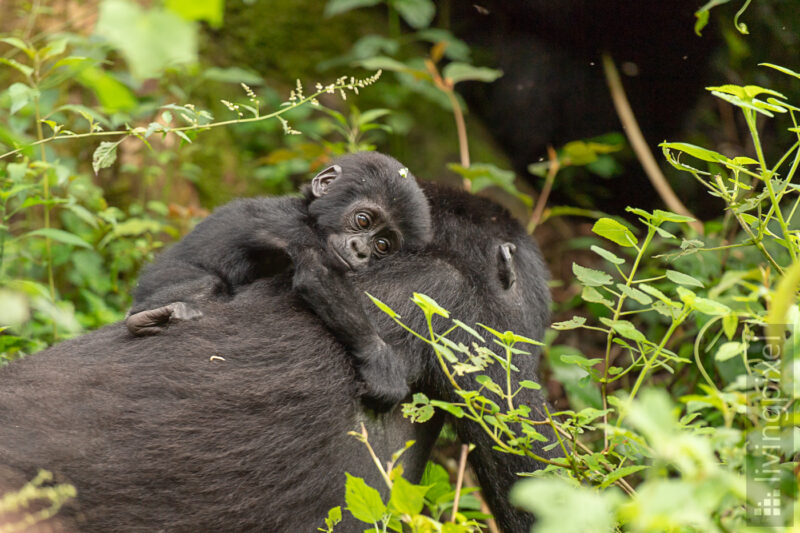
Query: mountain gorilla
xmin=0 ymin=183 xmax=554 ymax=532
xmin=127 ymin=152 xmax=432 ymax=410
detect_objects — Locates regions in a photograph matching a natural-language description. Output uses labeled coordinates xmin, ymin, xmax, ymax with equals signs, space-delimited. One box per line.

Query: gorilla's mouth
xmin=331 ymin=248 xmax=354 ymax=270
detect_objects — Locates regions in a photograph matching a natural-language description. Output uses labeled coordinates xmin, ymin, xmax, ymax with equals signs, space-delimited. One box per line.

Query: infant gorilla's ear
xmin=311 ymin=165 xmax=343 ymax=198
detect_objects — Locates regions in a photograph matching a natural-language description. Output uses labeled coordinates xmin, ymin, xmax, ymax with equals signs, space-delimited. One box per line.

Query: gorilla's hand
xmin=292 ymin=248 xmax=409 ymax=411
xmin=126 ymin=302 xmax=204 ymax=336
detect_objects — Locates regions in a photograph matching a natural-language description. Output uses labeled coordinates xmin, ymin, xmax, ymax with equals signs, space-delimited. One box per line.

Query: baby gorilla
xmin=127 ymin=151 xmax=431 ymax=409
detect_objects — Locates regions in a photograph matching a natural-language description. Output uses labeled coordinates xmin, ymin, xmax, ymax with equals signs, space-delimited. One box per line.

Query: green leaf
xmin=760 ymin=62 xmax=800 ymax=81
xmin=324 ymin=0 xmax=382 ymax=17
xmin=551 ymin=316 xmax=586 ymax=330
xmin=442 ymin=62 xmax=503 ymax=84
xmin=692 ymin=297 xmax=731 ymax=316
xmin=638 ymin=284 xmax=679 ymax=307
xmin=722 ymin=314 xmax=738 ymax=340
xmin=95 ymin=0 xmax=197 ymax=80
xmin=665 ymin=269 xmax=704 ymax=288
xmin=600 ymin=318 xmax=647 ymax=344
xmin=165 ymin=0 xmax=224 ymax=28
xmin=411 ymin=293 xmax=449 ymax=318
xmin=715 ymin=341 xmax=745 ymax=361
xmin=430 ymin=400 xmax=464 ymax=418
xmin=390 ymin=0 xmax=436 ymax=29
xmin=519 ymin=380 xmax=542 ymax=390
xmin=366 ymin=292 xmax=400 ymax=319
xmin=591 ymin=218 xmax=638 ymax=247
xmin=202 ymin=66 xmax=264 ymax=85
xmin=573 ymin=263 xmax=613 ymax=287
xmin=0 ymin=58 xmax=33 ymax=78
xmin=659 ymin=142 xmax=728 ymax=163
xmin=599 ymin=465 xmax=648 ymax=489
xmin=581 ymin=286 xmax=614 ymax=307
xmin=358 ymin=108 xmax=392 ymax=125
xmin=590 ymin=245 xmax=625 ymax=265
xmin=345 ymin=473 xmax=386 ymax=524
xmin=616 ymin=284 xmax=653 ymax=305
xmin=21 ymin=229 xmax=91 ymax=249
xmin=321 ymin=506 xmax=342 ymax=531
xmin=388 ymin=477 xmax=429 ymax=516
xmin=356 ymin=55 xmax=417 ymax=74
xmin=92 ymin=140 xmax=122 ymax=174
xmin=651 ymin=209 xmax=696 ymax=224
xmin=75 ymin=67 xmax=138 ymax=113
xmin=8 ymin=82 xmax=34 ymax=115
xmin=475 ymin=374 xmax=504 ymax=396
xmin=447 ymin=163 xmax=531 ymax=206
xmin=0 ymin=37 xmax=34 ymax=58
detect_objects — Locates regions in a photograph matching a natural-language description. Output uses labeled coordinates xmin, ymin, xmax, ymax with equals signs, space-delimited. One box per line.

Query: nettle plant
xmin=339 ymin=66 xmax=800 ymax=531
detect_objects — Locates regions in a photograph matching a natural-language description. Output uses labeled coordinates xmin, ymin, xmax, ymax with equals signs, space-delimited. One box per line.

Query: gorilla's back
xmin=0 ymin=279 xmax=367 ymax=532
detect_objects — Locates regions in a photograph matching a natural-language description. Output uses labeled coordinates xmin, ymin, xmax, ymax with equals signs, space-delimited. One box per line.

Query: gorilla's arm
xmin=292 ymin=247 xmax=409 ymax=410
xmin=129 ymin=196 xmax=311 ymax=323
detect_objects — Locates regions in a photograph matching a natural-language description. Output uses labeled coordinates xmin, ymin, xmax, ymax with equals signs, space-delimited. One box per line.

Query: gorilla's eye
xmin=355 ymin=212 xmax=372 ymax=229
xmin=374 ymin=237 xmax=391 ymax=255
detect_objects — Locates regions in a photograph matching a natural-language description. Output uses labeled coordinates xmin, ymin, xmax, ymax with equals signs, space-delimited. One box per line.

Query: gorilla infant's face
xmin=324 ymin=200 xmax=403 ymax=270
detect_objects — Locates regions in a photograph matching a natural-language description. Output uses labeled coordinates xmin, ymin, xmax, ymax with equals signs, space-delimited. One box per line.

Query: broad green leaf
xmin=716 ymin=341 xmax=745 ymax=361
xmin=0 ymin=37 xmax=34 ymax=58
xmin=95 ymin=0 xmax=197 ymax=80
xmin=475 ymin=374 xmax=504 ymax=396
xmin=590 ymin=245 xmax=625 ymax=265
xmin=8 ymin=83 xmax=34 ymax=115
xmin=388 ymin=477 xmax=429 ymax=516
xmin=345 ymin=473 xmax=386 ymax=524
xmin=92 ymin=140 xmax=121 ymax=174
xmin=21 ymin=229 xmax=91 ymax=249
xmin=76 ymin=67 xmax=138 ymax=113
xmin=358 ymin=108 xmax=392 ymax=125
xmin=430 ymin=400 xmax=464 ymax=418
xmin=551 ymin=316 xmax=586 ymax=330
xmin=324 ymin=0 xmax=381 ymax=16
xmin=638 ymin=284 xmax=679 ymax=307
xmin=165 ymin=0 xmax=223 ymax=28
xmin=391 ymin=0 xmax=435 ymax=29
xmin=592 ymin=218 xmax=638 ymax=247
xmin=447 ymin=163 xmax=531 ymax=206
xmin=659 ymin=142 xmax=728 ymax=163
xmin=442 ymin=62 xmax=503 ymax=84
xmin=560 ymin=354 xmax=602 ymax=369
xmin=651 ymin=209 xmax=696 ymax=224
xmin=573 ymin=263 xmax=613 ymax=287
xmin=366 ymin=292 xmax=400 ymax=319
xmin=665 ymin=269 xmax=704 ymax=288
xmin=692 ymin=297 xmax=731 ymax=316
xmin=511 ymin=479 xmax=617 ymax=533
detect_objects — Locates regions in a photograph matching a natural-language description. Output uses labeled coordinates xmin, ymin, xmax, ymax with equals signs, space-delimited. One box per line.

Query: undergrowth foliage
xmin=1 ymin=0 xmax=798 ymax=531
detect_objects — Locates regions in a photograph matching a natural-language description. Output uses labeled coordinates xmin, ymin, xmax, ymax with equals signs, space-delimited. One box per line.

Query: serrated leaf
xmin=716 ymin=341 xmax=745 ymax=361
xmin=592 ymin=218 xmax=638 ymax=247
xmin=92 ymin=140 xmax=121 ymax=174
xmin=551 ymin=316 xmax=586 ymax=330
xmin=345 ymin=473 xmax=386 ymax=524
xmin=665 ymin=269 xmax=704 ymax=288
xmin=573 ymin=263 xmax=613 ymax=287
xmin=590 ymin=245 xmax=625 ymax=265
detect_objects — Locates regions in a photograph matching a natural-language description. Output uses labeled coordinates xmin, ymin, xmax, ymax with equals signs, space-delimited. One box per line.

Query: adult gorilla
xmin=0 ymin=184 xmax=554 ymax=532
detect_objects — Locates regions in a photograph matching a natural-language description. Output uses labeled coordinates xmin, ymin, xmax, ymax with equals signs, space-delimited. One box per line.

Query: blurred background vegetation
xmin=1 ymin=1 xmax=799 ymax=531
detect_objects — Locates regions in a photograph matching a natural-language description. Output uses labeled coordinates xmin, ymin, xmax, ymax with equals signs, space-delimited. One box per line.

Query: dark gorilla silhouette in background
xmin=0 ymin=184 xmax=554 ymax=532
xmin=452 ymin=0 xmax=716 ymax=211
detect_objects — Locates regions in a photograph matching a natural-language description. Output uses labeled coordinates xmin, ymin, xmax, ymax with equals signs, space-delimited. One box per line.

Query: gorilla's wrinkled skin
xmin=0 ymin=184 xmax=555 ymax=532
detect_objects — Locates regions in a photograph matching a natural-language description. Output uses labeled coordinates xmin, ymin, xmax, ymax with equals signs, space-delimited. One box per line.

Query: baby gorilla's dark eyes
xmin=355 ymin=212 xmax=371 ymax=229
xmin=374 ymin=238 xmax=391 ymax=254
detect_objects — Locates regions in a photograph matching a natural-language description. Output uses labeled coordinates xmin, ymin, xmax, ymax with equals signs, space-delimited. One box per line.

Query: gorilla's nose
xmin=348 ymin=237 xmax=370 ymax=263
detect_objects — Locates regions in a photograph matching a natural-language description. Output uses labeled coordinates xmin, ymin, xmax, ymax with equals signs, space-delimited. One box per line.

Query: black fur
xmin=128 ymin=151 xmax=431 ymax=409
xmin=0 ymin=184 xmax=556 ymax=532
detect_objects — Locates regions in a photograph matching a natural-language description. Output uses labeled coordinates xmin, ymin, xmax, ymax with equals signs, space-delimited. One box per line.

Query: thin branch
xmin=450 ymin=444 xmax=469 ymax=522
